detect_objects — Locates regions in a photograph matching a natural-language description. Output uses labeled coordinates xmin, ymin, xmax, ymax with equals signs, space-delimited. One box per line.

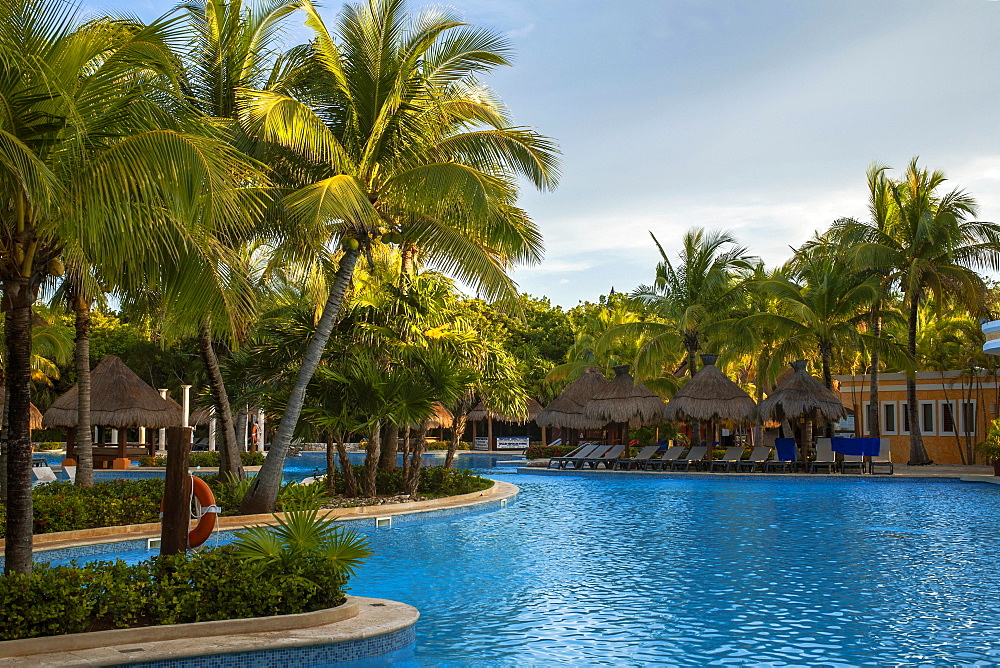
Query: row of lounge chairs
xmin=546 ymin=438 xmax=893 ymax=474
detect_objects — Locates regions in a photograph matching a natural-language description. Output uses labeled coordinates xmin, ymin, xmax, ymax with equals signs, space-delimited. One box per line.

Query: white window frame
xmin=938 ymin=400 xmax=957 ymax=437
xmin=919 ymin=400 xmax=936 ymax=436
xmin=880 ymin=401 xmax=898 ymax=435
xmin=899 ymin=401 xmax=910 ymax=435
xmin=960 ymin=400 xmax=977 ymax=436
xmin=861 ymin=401 xmax=870 ymax=435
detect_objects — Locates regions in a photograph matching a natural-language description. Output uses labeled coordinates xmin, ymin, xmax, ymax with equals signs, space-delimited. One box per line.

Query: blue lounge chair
xmin=765 ymin=438 xmax=798 ymax=472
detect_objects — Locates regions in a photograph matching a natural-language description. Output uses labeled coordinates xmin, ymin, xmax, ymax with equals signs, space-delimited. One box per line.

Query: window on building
xmin=941 ymin=402 xmax=955 ymax=433
xmin=921 ymin=402 xmax=935 ymax=434
xmin=901 ymin=403 xmax=909 ymax=433
xmin=961 ymin=402 xmax=976 ymax=435
xmin=882 ymin=403 xmax=895 ymax=433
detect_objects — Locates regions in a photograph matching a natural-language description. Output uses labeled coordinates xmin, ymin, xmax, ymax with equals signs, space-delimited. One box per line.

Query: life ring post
xmin=161 ymin=426 xmax=193 ymax=556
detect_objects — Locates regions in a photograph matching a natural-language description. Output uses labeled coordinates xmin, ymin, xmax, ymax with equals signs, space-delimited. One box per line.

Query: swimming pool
xmin=33 ymin=464 xmax=1000 ymax=664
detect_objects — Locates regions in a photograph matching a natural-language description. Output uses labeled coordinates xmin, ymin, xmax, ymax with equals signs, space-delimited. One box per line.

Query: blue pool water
xmin=34 ymin=460 xmax=1000 ymax=665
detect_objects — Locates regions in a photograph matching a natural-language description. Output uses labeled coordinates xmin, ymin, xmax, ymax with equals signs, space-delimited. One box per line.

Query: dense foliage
xmin=138 ymin=452 xmax=266 ymax=467
xmin=0 ymin=544 xmax=354 ymax=641
xmin=525 ymin=445 xmax=575 ymax=459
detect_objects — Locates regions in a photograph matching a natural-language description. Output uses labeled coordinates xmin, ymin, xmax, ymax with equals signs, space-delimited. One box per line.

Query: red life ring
xmin=160 ymin=476 xmax=219 ymax=549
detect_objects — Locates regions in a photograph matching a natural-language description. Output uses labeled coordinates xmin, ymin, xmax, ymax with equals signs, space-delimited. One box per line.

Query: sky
xmin=96 ymin=0 xmax=1000 ymax=307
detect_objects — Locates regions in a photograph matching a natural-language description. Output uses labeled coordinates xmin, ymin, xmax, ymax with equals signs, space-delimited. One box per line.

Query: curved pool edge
xmin=12 ymin=480 xmax=519 ymax=557
xmin=0 ymin=596 xmax=418 ymax=667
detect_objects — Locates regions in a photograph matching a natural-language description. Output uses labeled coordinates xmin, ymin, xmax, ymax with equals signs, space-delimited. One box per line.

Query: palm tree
xmin=622 ymin=228 xmax=754 ymax=443
xmin=239 ymin=0 xmax=559 ymax=513
xmin=833 ymin=158 xmax=1000 ymax=464
xmin=0 ymin=0 xmax=261 ymax=572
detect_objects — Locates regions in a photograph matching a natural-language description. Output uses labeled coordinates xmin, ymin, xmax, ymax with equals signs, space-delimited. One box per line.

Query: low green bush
xmin=425 ymin=440 xmax=471 ymax=451
xmin=330 ymin=464 xmax=491 ymax=497
xmin=138 ymin=451 xmax=266 ymax=467
xmin=0 ymin=541 xmax=358 ymax=640
xmin=32 ymin=442 xmax=63 ymax=451
xmin=525 ymin=444 xmax=574 ymax=459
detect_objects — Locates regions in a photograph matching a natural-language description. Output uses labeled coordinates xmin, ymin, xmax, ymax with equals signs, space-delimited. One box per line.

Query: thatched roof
xmin=584 ymin=365 xmax=667 ymax=427
xmin=467 ymin=397 xmax=543 ymax=424
xmin=0 ymin=394 xmax=44 ymax=431
xmin=189 ymin=406 xmax=212 ymax=427
xmin=663 ymin=354 xmax=757 ymax=424
xmin=536 ymin=367 xmax=610 ymax=430
xmin=759 ymin=360 xmax=847 ymax=423
xmin=424 ymin=402 xmax=454 ymax=429
xmin=42 ymin=355 xmax=183 ymax=428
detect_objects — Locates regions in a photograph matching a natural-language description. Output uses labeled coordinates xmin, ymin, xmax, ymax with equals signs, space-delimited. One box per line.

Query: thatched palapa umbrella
xmin=663 ymin=354 xmax=757 ymax=448
xmin=0 ymin=397 xmax=44 ymax=431
xmin=43 ymin=355 xmax=182 ymax=468
xmin=584 ymin=365 xmax=667 ymax=452
xmin=758 ymin=360 xmax=847 ymax=460
xmin=424 ymin=402 xmax=454 ymax=440
xmin=536 ymin=368 xmax=610 ymax=444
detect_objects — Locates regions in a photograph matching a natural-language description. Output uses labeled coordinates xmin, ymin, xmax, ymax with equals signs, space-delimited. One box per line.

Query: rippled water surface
xmin=37 ymin=453 xmax=1000 ymax=665
xmin=350 ymin=470 xmax=1000 ymax=666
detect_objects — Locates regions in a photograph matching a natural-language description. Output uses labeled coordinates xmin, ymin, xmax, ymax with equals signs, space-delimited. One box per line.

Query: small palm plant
xmin=232 ymin=509 xmax=372 ymax=580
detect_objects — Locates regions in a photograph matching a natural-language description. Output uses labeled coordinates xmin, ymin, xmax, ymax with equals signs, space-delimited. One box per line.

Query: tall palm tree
xmin=833 ymin=158 xmax=1000 ymax=464
xmin=239 ymin=0 xmax=559 ymax=513
xmin=0 ymin=0 xmax=261 ymax=572
xmin=620 ymin=228 xmax=754 ymax=443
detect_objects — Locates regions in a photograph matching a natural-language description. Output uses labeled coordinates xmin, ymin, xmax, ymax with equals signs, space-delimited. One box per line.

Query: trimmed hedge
xmin=138 ymin=451 xmax=266 ymax=467
xmin=425 ymin=440 xmax=471 ymax=451
xmin=525 ymin=444 xmax=575 ymax=459
xmin=331 ymin=465 xmax=492 ymax=497
xmin=0 ymin=545 xmax=348 ymax=640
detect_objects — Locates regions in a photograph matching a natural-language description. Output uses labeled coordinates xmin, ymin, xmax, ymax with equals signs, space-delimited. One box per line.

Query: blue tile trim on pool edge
xmin=18 ymin=489 xmax=518 ymax=568
xmin=117 ymin=622 xmax=416 ymax=667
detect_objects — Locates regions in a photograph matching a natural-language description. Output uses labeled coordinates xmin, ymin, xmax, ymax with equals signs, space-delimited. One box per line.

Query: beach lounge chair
xmin=547 ymin=438 xmax=563 ymax=447
xmin=737 ymin=446 xmax=772 ymax=472
xmin=810 ymin=438 xmax=837 ymax=473
xmin=871 ymin=438 xmax=894 ymax=475
xmin=840 ymin=454 xmax=865 ymax=474
xmin=645 ymin=445 xmax=685 ymax=471
xmin=547 ymin=443 xmax=598 ymax=469
xmin=765 ymin=438 xmax=798 ymax=473
xmin=584 ymin=444 xmax=625 ymax=469
xmin=710 ymin=446 xmax=745 ymax=472
xmin=615 ymin=443 xmax=661 ymax=470
xmin=31 ymin=465 xmax=57 ymax=484
xmin=671 ymin=445 xmax=708 ymax=471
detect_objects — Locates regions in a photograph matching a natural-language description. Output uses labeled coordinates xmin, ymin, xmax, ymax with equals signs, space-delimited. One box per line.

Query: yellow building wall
xmin=835 ymin=373 xmax=999 ymax=466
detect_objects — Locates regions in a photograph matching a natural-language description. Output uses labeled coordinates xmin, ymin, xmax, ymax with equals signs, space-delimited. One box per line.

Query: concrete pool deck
xmin=0 ymin=596 xmax=417 ymax=667
xmin=519 ymin=462 xmax=1000 ymax=482
xmin=4 ymin=479 xmax=519 ymax=555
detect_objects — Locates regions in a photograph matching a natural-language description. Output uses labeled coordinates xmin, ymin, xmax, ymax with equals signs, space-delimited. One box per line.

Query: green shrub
xmin=32 ymin=442 xmax=63 ymax=451
xmin=139 ymin=451 xmax=266 ymax=467
xmin=331 ymin=464 xmax=491 ymax=497
xmin=0 ymin=539 xmax=361 ymax=640
xmin=16 ymin=479 xmax=165 ymax=537
xmin=525 ymin=444 xmax=574 ymax=459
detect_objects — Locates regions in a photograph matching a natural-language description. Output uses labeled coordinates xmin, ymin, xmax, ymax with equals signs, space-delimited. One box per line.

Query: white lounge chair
xmin=737 ymin=446 xmax=772 ymax=472
xmin=710 ymin=447 xmax=745 ymax=472
xmin=810 ymin=438 xmax=837 ymax=473
xmin=871 ymin=438 xmax=894 ymax=475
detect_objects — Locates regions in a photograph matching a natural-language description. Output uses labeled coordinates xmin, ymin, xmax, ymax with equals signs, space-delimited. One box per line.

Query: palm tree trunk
xmin=1 ymin=365 xmax=8 ymax=500
xmin=363 ymin=423 xmax=380 ymax=498
xmin=335 ymin=434 xmax=358 ymax=497
xmin=401 ymin=425 xmax=411 ymax=480
xmin=686 ymin=346 xmax=703 ymax=452
xmin=325 ymin=432 xmax=336 ymax=492
xmin=234 ymin=405 xmax=247 ymax=454
xmin=379 ymin=423 xmax=397 ymax=470
xmin=868 ymin=310 xmax=881 ymax=439
xmin=241 ymin=247 xmax=360 ymax=514
xmin=819 ymin=342 xmax=835 ymax=437
xmin=197 ymin=318 xmax=243 ymax=480
xmin=73 ymin=298 xmax=94 ymax=487
xmin=446 ymin=413 xmax=467 ymax=469
xmin=906 ymin=297 xmax=931 ymax=465
xmin=405 ymin=425 xmax=428 ymax=498
xmin=4 ymin=280 xmax=36 ymax=574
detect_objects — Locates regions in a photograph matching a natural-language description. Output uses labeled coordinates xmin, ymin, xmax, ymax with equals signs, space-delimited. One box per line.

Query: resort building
xmin=834 ymin=370 xmax=998 ymax=465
